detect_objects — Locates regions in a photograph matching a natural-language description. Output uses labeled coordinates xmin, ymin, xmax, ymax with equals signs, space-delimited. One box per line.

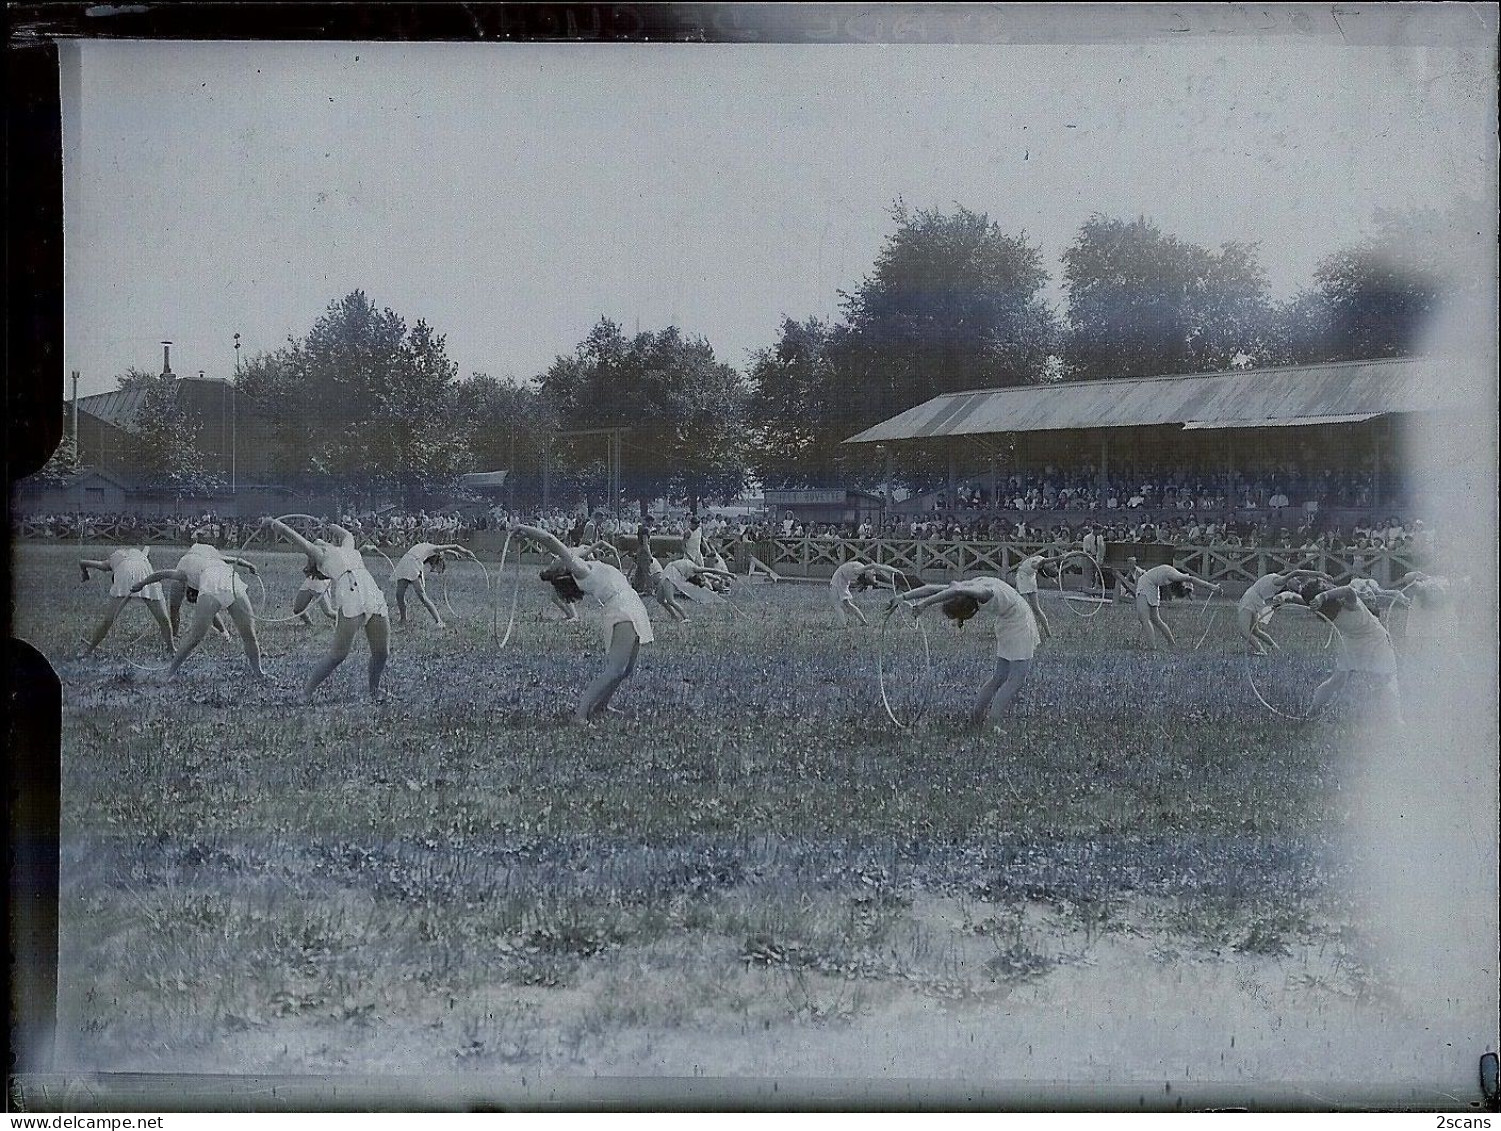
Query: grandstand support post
xmin=542 ymin=443 xmax=551 ymax=511
xmin=508 ymin=425 xmax=516 ymax=512
xmin=1099 ymin=431 xmax=1108 ymax=494
xmin=946 ymin=444 xmax=957 ymax=507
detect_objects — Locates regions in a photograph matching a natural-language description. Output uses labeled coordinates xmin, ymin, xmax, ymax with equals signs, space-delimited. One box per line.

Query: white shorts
xmin=110 ymin=557 xmax=163 ymax=601
xmin=1334 ymin=630 xmax=1397 ymax=676
xmin=197 ymin=561 xmax=249 ymax=609
xmin=1016 ymin=582 xmax=1038 ymax=597
xmin=299 ymin=576 xmax=331 ymax=595
xmin=601 ymin=591 xmax=655 ymax=649
xmin=333 ymin=567 xmax=390 ymax=622
xmin=994 ymin=605 xmax=1041 ymax=662
xmin=392 ymin=557 xmax=425 ymax=583
xmin=1136 ymin=587 xmax=1161 ymax=614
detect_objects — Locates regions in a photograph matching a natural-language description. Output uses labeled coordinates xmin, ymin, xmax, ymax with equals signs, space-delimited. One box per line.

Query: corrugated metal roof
xmin=74 ymin=377 xmax=241 ymax=432
xmin=844 ymin=356 xmax=1468 ymax=443
xmin=75 ymin=386 xmax=154 ymax=430
xmin=1181 ymin=412 xmax=1384 ymax=430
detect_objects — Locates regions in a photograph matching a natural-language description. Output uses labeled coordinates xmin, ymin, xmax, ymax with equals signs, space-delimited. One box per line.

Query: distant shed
xmin=763 ymin=488 xmax=886 ymax=527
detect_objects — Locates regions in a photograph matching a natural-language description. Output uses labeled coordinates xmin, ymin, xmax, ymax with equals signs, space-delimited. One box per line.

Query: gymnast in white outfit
xmin=829 ymin=560 xmax=906 ymax=627
xmin=78 ymin=547 xmax=174 ymax=657
xmin=162 ymin=542 xmax=237 ymax=640
xmin=269 ymin=519 xmax=390 ymax=702
xmin=389 ymin=541 xmax=474 ymax=627
xmin=1274 ymin=579 xmax=1410 ymax=725
xmin=514 ymin=523 xmax=655 ymax=724
xmin=1012 ymin=551 xmax=1070 ymax=640
xmin=539 ymin=543 xmax=603 ymax=622
xmin=1236 ymin=568 xmax=1329 ymax=655
xmin=1133 ymin=563 xmax=1220 ymax=650
xmin=292 ymin=564 xmax=338 ymax=626
xmin=132 ymin=544 xmax=267 ymax=681
xmin=654 ymin=557 xmax=736 ymax=623
xmin=1392 ymin=570 xmax=1454 ymax=647
xmin=897 ymin=576 xmax=1041 ymax=729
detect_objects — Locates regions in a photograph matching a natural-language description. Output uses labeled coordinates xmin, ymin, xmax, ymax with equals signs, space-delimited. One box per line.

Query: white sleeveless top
xmin=970 ymin=576 xmax=1041 ymax=661
xmin=579 ymin=561 xmax=654 ymax=648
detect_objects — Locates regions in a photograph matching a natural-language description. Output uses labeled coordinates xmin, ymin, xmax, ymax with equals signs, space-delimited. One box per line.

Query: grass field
xmin=12 ymin=541 xmax=1493 ymax=1087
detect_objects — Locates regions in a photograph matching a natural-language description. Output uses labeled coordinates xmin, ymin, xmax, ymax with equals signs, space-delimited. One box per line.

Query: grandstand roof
xmin=844 ymin=356 xmax=1468 ymax=444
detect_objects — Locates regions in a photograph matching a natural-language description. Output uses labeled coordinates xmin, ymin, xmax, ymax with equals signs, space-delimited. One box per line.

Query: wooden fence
xmin=747 ymin=536 xmax=1423 ymax=592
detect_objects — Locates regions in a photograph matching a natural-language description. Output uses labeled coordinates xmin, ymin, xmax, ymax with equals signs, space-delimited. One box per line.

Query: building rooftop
xmin=844 ymin=355 xmax=1473 ymax=443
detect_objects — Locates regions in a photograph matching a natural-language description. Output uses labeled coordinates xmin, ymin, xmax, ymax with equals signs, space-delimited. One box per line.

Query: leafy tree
xmin=34 ymin=433 xmax=80 ymax=485
xmin=1307 ymin=203 xmax=1469 ymax=360
xmin=835 ymin=202 xmax=1057 ymax=424
xmin=236 ymin=291 xmax=470 ymax=499
xmin=538 ymin=319 xmax=750 ymax=512
xmin=120 ymin=372 xmax=221 ymax=493
xmin=746 ymin=316 xmax=856 ymax=489
xmin=1263 ymin=290 xmax=1337 ymax=366
xmin=365 ymin=317 xmax=473 ymax=494
xmin=1061 ymin=216 xmax=1276 ymax=378
xmin=1262 ymin=199 xmax=1486 ymax=365
xmin=453 ymin=373 xmax=557 ymax=501
xmin=114 ymin=366 xmax=162 ymax=390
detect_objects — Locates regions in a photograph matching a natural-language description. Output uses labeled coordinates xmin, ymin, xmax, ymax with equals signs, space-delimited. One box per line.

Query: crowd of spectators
xmin=933 ymin=464 xmax=1399 ymax=516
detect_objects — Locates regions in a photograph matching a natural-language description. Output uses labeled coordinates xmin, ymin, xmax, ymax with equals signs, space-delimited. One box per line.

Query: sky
xmin=62 ymin=18 xmax=1497 ymax=396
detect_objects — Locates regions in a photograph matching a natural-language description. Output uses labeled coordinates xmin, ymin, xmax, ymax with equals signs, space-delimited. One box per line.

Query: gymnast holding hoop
xmin=830 ymin=560 xmax=908 ymax=627
xmin=895 ymin=575 xmax=1041 ymax=730
xmin=292 ymin=562 xmax=338 ymax=626
xmin=511 ymin=522 xmax=655 ymax=725
xmin=388 ymin=541 xmax=476 ymax=628
xmin=1133 ymin=562 xmax=1220 ymax=650
xmin=130 ymin=545 xmax=269 ymax=682
xmin=653 ymin=557 xmax=737 ymax=624
xmin=163 ymin=541 xmax=240 ymax=640
xmin=1011 ymin=550 xmax=1070 ymax=639
xmin=77 ymin=547 xmax=174 ymax=658
xmin=1272 ymin=578 xmax=1410 ymax=725
xmin=1391 ymin=569 xmax=1457 ymax=649
xmin=268 ymin=518 xmax=391 ymax=703
xmin=1236 ymin=567 xmax=1331 ymax=656
xmin=539 ymin=543 xmax=604 ymax=622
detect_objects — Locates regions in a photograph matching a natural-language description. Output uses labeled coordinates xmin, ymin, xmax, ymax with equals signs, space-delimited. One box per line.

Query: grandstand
xmin=844 ymin=356 xmax=1466 ymax=527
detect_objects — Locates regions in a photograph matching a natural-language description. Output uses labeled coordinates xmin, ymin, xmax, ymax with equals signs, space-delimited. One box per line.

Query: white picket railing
xmin=748 ymin=536 xmax=1424 ymax=590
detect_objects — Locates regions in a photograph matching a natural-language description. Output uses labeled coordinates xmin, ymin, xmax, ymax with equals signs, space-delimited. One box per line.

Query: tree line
xmin=83 ymin=197 xmax=1472 ymax=507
